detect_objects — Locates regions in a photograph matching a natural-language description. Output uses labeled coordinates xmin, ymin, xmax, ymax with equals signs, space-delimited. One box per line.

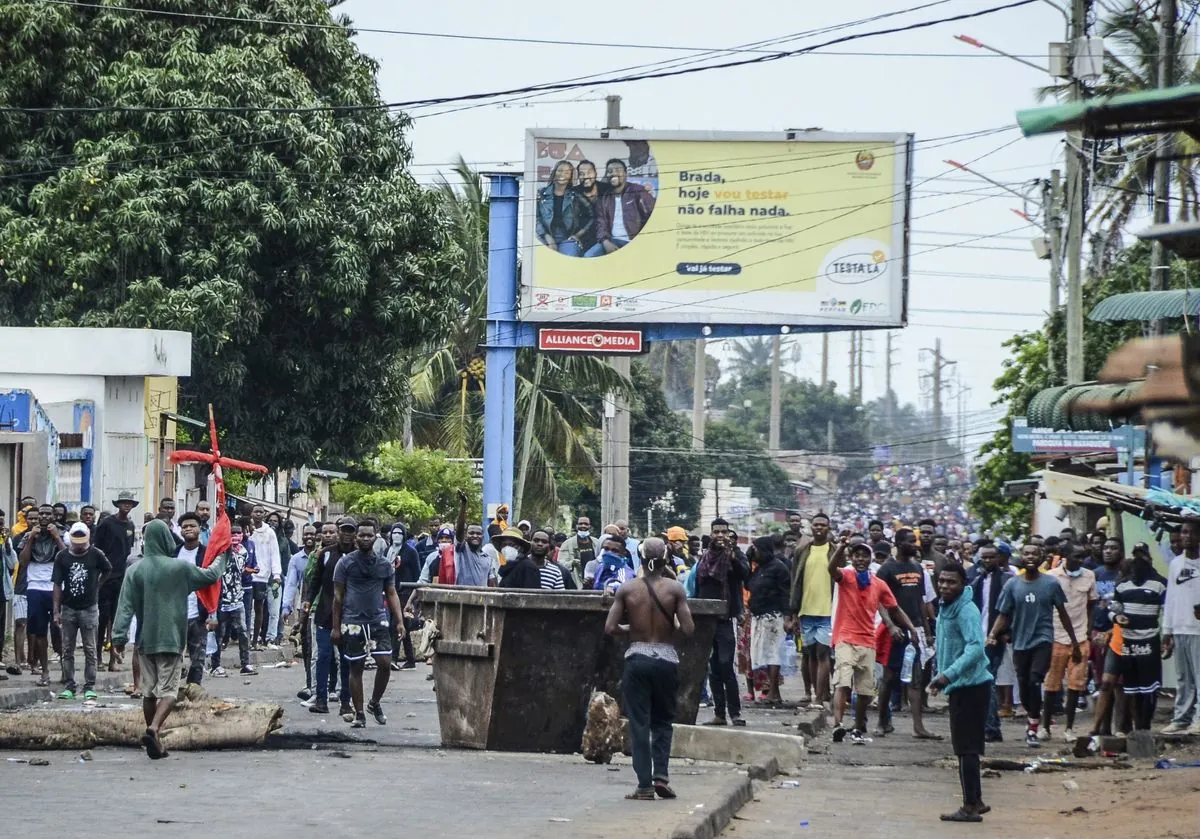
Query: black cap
xmin=337 ymin=516 xmax=358 ymax=531
xmin=872 ymin=540 xmax=892 ymax=557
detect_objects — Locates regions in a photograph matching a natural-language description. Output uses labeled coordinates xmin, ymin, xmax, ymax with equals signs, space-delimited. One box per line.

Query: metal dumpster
xmin=417 ymin=586 xmax=725 ymax=753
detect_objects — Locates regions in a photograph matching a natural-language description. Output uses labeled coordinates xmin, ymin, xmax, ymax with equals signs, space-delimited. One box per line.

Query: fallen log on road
xmin=0 ymin=700 xmax=283 ymax=750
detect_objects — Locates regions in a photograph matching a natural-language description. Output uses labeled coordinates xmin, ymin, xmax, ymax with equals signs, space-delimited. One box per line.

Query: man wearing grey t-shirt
xmin=332 ymin=522 xmax=405 ymax=730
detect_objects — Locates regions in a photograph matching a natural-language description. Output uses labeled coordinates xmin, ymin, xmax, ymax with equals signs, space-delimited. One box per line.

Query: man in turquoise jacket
xmin=930 ymin=564 xmax=993 ymax=824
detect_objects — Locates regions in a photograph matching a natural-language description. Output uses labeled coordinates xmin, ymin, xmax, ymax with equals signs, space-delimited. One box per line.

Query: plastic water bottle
xmin=899 ymin=643 xmax=917 ymax=684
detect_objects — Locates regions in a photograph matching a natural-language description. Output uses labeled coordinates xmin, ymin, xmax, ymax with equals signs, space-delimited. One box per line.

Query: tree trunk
xmin=0 ymin=700 xmax=283 ymax=750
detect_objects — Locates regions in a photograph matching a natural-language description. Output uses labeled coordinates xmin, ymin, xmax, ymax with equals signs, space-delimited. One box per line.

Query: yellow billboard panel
xmin=521 ymin=130 xmax=912 ymax=327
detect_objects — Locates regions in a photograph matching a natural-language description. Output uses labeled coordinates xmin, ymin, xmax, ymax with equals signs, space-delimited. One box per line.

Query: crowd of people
xmin=2 ymin=487 xmax=1199 ymax=822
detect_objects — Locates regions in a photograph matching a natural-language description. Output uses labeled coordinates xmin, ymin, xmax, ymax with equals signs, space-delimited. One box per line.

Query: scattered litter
xmin=774 ymin=780 xmax=801 ymax=789
xmin=606 ymin=766 xmax=620 ymax=772
xmin=6 ymin=758 xmax=29 ymax=764
xmin=310 ymin=744 xmax=317 ymax=751
xmin=179 ymin=784 xmax=187 ymax=789
xmin=1155 ymin=758 xmax=1200 ymax=769
xmin=79 ymin=751 xmax=93 ymax=762
xmin=243 ymin=680 xmax=252 ymax=685
xmin=28 ymin=758 xmax=49 ymax=766
xmin=982 ymin=769 xmax=1002 ymax=779
xmin=328 ymin=751 xmax=353 ymax=759
xmin=1062 ymin=780 xmax=1079 ymax=793
xmin=548 ymin=818 xmax=572 ymax=823
xmin=406 ymin=712 xmax=417 ymax=718
xmin=799 ymin=821 xmax=810 ymax=828
xmin=402 ymin=727 xmax=420 ymax=731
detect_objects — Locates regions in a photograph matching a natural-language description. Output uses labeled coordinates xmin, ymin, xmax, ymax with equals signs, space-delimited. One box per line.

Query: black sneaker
xmin=308 ymin=702 xmax=330 ymax=715
xmin=351 ymin=713 xmax=366 ymax=728
xmin=398 ymin=661 xmax=417 ymax=670
xmin=367 ymin=700 xmax=387 ymax=725
xmin=296 ymin=687 xmax=313 ymax=701
xmin=731 ymin=716 xmax=747 ymax=727
xmin=240 ymin=665 xmax=257 ymax=676
xmin=832 ymin=724 xmax=847 ymax=743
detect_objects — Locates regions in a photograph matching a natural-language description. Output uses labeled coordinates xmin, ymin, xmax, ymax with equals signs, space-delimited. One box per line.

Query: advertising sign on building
xmin=521 ymin=129 xmax=912 ymax=327
xmin=1011 ymin=417 xmax=1145 ymax=453
xmin=537 ymin=328 xmax=644 ymax=354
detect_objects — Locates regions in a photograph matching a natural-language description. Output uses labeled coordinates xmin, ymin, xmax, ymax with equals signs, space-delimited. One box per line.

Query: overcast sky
xmin=342 ymin=0 xmax=1093 ymax=447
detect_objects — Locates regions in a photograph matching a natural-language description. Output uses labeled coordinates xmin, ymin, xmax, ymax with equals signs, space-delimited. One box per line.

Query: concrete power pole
xmin=884 ymin=332 xmax=897 ymax=432
xmin=820 ymin=333 xmax=829 ymax=387
xmin=928 ymin=339 xmax=956 ymax=460
xmin=768 ymin=335 xmax=781 ymax=451
xmin=600 ymin=96 xmax=631 ymax=526
xmin=1046 ymin=170 xmax=1063 ymax=384
xmin=691 ymin=339 xmax=706 ymax=450
xmin=1150 ymin=0 xmax=1178 ymax=336
xmin=848 ymin=333 xmax=857 ymax=399
xmin=855 ymin=333 xmax=865 ymax=403
xmin=1065 ymin=0 xmax=1088 ymax=383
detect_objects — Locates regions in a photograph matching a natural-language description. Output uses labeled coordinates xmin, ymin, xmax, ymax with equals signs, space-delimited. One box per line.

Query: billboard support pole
xmin=483 ymin=173 xmax=521 ymax=533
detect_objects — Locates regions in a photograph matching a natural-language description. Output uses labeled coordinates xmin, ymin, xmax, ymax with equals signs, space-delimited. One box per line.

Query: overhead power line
xmin=5 ymin=0 xmax=1039 ymax=114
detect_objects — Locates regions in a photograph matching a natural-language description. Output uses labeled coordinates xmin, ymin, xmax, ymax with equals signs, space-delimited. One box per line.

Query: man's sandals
xmin=141 ymin=728 xmax=168 ymax=760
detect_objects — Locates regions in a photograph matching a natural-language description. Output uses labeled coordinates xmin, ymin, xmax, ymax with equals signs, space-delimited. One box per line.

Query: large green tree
xmin=703 ymin=420 xmax=794 ymax=511
xmin=628 ymin=360 xmax=703 ymax=533
xmin=0 ymin=0 xmax=454 ymax=465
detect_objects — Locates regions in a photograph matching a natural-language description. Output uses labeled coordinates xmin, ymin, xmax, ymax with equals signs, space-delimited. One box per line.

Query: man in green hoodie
xmin=113 ymin=520 xmax=225 ymax=760
xmin=930 ymin=564 xmax=994 ymax=824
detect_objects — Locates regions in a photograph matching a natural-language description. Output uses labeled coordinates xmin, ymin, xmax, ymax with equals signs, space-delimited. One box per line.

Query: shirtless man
xmin=605 ymin=537 xmax=695 ymax=801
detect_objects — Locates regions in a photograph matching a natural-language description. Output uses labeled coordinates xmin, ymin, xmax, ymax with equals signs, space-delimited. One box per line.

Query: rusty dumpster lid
xmin=413 ymin=584 xmax=729 ymax=615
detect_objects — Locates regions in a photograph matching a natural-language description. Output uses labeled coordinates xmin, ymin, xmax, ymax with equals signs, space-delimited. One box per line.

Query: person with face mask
xmin=1043 ymin=547 xmax=1098 ymax=741
xmin=594 ymin=533 xmax=635 ymax=593
xmin=557 ymin=515 xmax=600 ymax=589
xmin=385 ymin=523 xmax=421 ymax=671
xmin=497 ymin=528 xmax=538 ymax=589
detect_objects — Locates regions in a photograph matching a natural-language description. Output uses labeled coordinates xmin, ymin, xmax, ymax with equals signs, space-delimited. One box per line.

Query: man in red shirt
xmin=830 ymin=540 xmax=920 ymax=745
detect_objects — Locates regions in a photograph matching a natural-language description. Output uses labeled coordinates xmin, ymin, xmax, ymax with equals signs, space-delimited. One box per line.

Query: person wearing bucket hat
xmin=94 ymin=491 xmax=139 ymax=671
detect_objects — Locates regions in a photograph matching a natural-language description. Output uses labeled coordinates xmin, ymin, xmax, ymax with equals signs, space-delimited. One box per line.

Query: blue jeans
xmin=315 ymin=626 xmax=350 ymax=706
xmin=242 ymin=588 xmax=254 ymax=637
xmin=554 ymin=236 xmax=582 ymax=257
xmin=584 ymin=237 xmax=629 ymax=257
xmin=985 ymin=643 xmax=1003 ymax=739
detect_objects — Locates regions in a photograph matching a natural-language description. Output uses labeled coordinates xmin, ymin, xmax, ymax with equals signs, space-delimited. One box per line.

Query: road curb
xmin=0 ymin=686 xmax=53 ymax=710
xmin=670 ymin=773 xmax=753 ymax=839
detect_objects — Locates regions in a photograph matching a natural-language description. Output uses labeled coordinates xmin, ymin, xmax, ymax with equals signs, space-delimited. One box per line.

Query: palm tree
xmin=1039 ymin=2 xmax=1200 ymax=266
xmin=727 ymin=337 xmax=773 ymax=381
xmin=409 ymin=157 xmax=632 ymax=521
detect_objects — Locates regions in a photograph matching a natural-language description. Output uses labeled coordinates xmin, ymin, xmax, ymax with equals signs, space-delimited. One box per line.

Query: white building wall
xmin=101 ymin=376 xmax=148 ymax=511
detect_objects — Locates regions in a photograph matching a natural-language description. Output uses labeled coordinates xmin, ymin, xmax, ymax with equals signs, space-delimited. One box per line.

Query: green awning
xmin=1016 ymin=84 xmax=1200 ymax=140
xmin=1026 ymin=382 xmax=1143 ymax=431
xmin=1088 ymin=289 xmax=1200 ymax=322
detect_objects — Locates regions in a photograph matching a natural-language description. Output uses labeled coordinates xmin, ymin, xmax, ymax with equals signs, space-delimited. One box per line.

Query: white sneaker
xmin=299 ymin=698 xmax=314 ymax=708
xmin=266 ymin=643 xmax=280 ymax=651
xmin=1187 ymin=721 xmax=1200 ymax=736
xmin=1037 ymin=727 xmax=1051 ymax=741
xmin=1063 ymin=728 xmax=1077 ymax=742
xmin=1161 ymin=721 xmax=1189 ymax=734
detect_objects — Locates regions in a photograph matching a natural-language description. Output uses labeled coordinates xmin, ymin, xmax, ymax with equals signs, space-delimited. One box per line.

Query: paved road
xmin=0 ymin=648 xmax=740 ymax=839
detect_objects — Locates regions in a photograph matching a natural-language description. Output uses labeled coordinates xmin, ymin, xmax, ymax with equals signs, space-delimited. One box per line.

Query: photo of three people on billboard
xmin=535 ymin=153 xmax=658 ymax=258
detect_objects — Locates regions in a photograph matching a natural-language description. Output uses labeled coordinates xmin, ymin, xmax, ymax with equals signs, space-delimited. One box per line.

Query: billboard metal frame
xmin=521 ymin=128 xmax=913 ymax=328
xmin=481 ymin=126 xmax=915 ymax=523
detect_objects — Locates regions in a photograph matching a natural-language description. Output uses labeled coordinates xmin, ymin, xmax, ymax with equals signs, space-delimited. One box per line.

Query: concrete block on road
xmin=1127 ymin=730 xmax=1157 ymax=758
xmin=670 ymin=724 xmax=804 ymax=772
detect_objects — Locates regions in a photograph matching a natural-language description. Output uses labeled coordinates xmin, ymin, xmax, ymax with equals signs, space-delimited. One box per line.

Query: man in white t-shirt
xmin=17 ymin=504 xmax=65 ymax=687
xmin=1163 ymin=519 xmax=1200 ymax=734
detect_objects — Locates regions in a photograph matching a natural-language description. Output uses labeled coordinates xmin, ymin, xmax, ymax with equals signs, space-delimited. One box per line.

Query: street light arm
xmin=953 ymin=33 xmax=1051 ymax=74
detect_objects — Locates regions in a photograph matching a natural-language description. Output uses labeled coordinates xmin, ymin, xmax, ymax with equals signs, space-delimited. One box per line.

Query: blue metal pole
xmin=482 ymin=174 xmax=520 ymax=534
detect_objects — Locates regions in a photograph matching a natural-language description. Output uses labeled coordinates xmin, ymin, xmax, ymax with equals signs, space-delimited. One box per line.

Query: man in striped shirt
xmin=1111 ymin=543 xmax=1167 ymax=732
xmin=498 ymin=529 xmax=564 ymax=590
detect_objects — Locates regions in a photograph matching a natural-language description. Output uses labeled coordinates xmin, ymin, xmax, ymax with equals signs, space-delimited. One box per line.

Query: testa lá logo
xmin=820 ymin=242 xmax=890 ymax=286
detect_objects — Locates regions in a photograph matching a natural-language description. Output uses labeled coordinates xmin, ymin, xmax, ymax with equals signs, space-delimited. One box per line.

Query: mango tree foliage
xmin=0 ymin=0 xmax=455 ymax=465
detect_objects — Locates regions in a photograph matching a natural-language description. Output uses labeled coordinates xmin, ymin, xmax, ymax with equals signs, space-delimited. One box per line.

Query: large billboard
xmin=520 ymin=129 xmax=912 ymax=326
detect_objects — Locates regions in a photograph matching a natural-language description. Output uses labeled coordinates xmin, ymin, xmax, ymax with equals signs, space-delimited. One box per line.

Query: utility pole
xmin=1150 ymin=0 xmax=1178 ymax=336
xmin=848 ymin=333 xmax=857 ymax=400
xmin=926 ymin=339 xmax=956 ymax=460
xmin=1046 ymin=170 xmax=1063 ymax=383
xmin=768 ymin=335 xmax=782 ymax=451
xmin=855 ymin=333 xmax=866 ymax=403
xmin=884 ymin=331 xmax=897 ymax=432
xmin=1065 ymin=0 xmax=1088 ymax=383
xmin=820 ymin=333 xmax=829 ymax=387
xmin=691 ymin=339 xmax=706 ymax=450
xmin=600 ymin=96 xmax=630 ymax=525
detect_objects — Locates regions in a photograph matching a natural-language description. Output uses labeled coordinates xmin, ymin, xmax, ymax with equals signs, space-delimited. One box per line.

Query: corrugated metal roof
xmin=1088 ymin=289 xmax=1200 ymax=322
xmin=1016 ymin=83 xmax=1200 ymax=140
xmin=1026 ymin=382 xmax=1143 ymax=430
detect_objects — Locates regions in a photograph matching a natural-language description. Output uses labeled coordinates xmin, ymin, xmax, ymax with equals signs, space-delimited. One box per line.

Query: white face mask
xmin=391 ymin=533 xmax=404 ymax=545
xmin=577 ymin=529 xmax=590 ymax=538
xmin=501 ymin=545 xmax=519 ymax=561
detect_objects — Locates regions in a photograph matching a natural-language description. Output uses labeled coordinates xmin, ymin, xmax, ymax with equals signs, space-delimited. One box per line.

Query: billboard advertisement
xmin=521 ymin=129 xmax=912 ymax=326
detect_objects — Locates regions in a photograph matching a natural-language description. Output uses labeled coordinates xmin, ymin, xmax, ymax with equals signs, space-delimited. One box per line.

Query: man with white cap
xmin=52 ymin=522 xmax=111 ymax=700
